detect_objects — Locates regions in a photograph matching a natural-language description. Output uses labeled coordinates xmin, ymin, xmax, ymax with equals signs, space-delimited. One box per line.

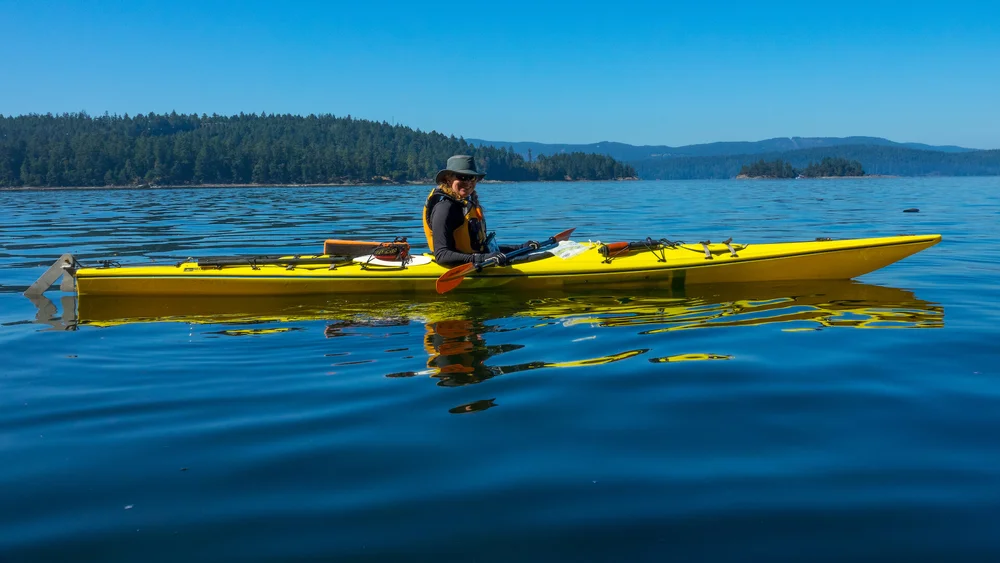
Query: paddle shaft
xmin=480 ymin=242 xmax=542 ymax=268
xmin=435 ymin=227 xmax=575 ymax=294
xmin=479 ymin=230 xmax=572 ymax=268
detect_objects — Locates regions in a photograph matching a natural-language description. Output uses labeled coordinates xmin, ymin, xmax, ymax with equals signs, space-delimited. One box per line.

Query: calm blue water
xmin=2 ymin=178 xmax=999 ymax=562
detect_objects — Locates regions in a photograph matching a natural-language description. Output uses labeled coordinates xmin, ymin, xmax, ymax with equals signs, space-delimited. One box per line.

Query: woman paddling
xmin=421 ymin=154 xmax=537 ymax=267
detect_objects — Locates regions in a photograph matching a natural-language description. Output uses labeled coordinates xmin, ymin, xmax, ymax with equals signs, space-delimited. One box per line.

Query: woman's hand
xmin=473 ymin=251 xmax=510 ymax=269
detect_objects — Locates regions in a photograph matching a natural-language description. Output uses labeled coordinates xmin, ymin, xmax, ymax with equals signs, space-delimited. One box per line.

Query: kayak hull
xmin=71 ymin=234 xmax=941 ymax=296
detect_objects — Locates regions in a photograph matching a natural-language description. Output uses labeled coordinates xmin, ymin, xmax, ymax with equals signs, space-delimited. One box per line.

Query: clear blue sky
xmin=3 ymin=0 xmax=998 ymax=148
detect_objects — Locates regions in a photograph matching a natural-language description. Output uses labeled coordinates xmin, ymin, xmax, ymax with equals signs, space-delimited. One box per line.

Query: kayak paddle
xmin=435 ymin=227 xmax=576 ymax=294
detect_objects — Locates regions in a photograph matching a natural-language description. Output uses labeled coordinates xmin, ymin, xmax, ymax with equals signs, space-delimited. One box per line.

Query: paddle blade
xmin=435 ymin=262 xmax=477 ymax=294
xmin=553 ymin=228 xmax=575 ymax=242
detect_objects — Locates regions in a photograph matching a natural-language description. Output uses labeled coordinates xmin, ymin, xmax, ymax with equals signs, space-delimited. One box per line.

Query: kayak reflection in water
xmin=42 ymin=280 xmax=945 ymax=417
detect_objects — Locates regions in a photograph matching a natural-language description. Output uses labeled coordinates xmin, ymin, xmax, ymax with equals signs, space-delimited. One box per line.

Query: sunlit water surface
xmin=2 ymin=178 xmax=999 ymax=562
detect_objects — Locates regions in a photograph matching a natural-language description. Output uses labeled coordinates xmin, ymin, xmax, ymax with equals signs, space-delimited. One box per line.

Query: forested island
xmin=738 ymin=157 xmax=865 ymax=178
xmin=0 ymin=112 xmax=636 ymax=187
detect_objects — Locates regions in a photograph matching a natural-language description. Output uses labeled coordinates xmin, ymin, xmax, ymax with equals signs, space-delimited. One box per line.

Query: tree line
xmin=800 ymin=157 xmax=864 ymax=177
xmin=738 ymin=159 xmax=798 ymax=178
xmin=738 ymin=157 xmax=864 ymax=178
xmin=0 ymin=112 xmax=636 ymax=187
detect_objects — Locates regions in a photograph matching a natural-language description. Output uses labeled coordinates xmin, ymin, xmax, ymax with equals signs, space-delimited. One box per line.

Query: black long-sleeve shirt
xmin=428 ymin=197 xmax=519 ymax=266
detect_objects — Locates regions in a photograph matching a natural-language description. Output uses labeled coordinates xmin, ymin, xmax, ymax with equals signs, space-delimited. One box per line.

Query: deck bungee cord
xmin=596 ymin=237 xmax=749 ymax=263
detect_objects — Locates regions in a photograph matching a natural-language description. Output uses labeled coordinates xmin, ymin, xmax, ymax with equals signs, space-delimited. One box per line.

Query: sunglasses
xmin=454 ymin=174 xmax=478 ymax=183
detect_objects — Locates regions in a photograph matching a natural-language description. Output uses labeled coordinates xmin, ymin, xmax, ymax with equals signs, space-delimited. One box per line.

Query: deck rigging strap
xmin=195 ymin=255 xmax=355 ymax=269
xmin=674 ymin=238 xmax=746 ymax=259
xmin=598 ymin=237 xmax=746 ymax=263
xmin=196 ymin=237 xmax=410 ymax=269
xmin=599 ymin=237 xmax=678 ymax=263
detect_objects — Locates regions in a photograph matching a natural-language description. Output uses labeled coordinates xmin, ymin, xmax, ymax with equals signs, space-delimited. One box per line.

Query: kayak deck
xmin=60 ymin=233 xmax=942 ymax=296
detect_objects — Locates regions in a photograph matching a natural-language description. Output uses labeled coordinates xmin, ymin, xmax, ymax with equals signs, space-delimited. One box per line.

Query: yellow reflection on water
xmin=649 ymin=353 xmax=734 ymax=363
xmin=51 ymin=279 xmax=942 ymax=332
xmin=523 ymin=281 xmax=944 ymax=332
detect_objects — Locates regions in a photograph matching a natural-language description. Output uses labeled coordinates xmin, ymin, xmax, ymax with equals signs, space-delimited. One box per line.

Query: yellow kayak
xmin=46 ymin=233 xmax=939 ymax=297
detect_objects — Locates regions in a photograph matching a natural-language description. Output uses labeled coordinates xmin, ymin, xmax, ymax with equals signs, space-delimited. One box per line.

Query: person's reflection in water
xmin=423 ymin=319 xmax=504 ymax=387
xmin=448 ymin=398 xmax=497 ymax=414
xmin=376 ymin=307 xmax=518 ymax=414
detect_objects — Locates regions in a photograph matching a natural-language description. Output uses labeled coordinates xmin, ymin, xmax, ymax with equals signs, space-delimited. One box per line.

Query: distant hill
xmin=468 ymin=136 xmax=979 ymax=162
xmin=632 ymin=145 xmax=1000 ymax=179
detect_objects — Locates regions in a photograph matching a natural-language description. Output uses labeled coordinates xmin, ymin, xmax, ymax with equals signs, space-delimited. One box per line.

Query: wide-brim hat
xmin=435 ymin=154 xmax=486 ymax=184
